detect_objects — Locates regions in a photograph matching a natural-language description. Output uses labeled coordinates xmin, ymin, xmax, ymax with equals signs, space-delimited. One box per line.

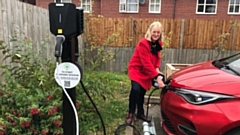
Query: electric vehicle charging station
xmin=48 ymin=2 xmax=159 ymax=135
xmin=49 ymin=2 xmax=84 ymax=135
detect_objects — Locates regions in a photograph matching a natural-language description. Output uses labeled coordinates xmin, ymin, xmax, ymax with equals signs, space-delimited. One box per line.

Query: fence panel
xmin=0 ymin=0 xmax=240 ymax=76
xmin=85 ymin=17 xmax=240 ymax=50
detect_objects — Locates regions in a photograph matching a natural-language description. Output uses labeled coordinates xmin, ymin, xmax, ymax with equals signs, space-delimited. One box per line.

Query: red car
xmin=160 ymin=53 xmax=240 ymax=135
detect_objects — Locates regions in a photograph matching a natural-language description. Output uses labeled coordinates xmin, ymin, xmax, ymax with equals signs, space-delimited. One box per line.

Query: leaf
xmin=15 ymin=54 xmax=21 ymax=58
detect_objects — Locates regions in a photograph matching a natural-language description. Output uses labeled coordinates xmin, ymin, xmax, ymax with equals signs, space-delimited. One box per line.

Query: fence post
xmin=178 ymin=19 xmax=185 ymax=63
xmin=231 ymin=25 xmax=237 ymax=54
xmin=132 ymin=17 xmax=135 ymax=47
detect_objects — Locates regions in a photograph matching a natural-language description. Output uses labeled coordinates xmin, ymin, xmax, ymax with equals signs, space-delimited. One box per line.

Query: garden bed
xmin=165 ymin=63 xmax=191 ymax=79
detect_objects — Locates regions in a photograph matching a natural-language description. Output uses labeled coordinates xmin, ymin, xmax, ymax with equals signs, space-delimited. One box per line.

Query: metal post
xmin=61 ymin=38 xmax=77 ymax=135
xmin=49 ymin=2 xmax=84 ymax=135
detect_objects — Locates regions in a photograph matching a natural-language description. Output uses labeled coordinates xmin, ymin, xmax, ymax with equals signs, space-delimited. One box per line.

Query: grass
xmin=88 ymin=71 xmax=163 ymax=134
xmin=80 ymin=71 xmax=131 ymax=135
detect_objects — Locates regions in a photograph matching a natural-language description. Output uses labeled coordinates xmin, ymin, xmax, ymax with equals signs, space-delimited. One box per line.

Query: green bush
xmin=0 ymin=39 xmax=130 ymax=135
xmin=0 ymin=39 xmax=63 ymax=135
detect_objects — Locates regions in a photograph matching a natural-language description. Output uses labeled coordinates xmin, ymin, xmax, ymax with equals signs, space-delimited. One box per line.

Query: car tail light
xmin=174 ymin=88 xmax=236 ymax=105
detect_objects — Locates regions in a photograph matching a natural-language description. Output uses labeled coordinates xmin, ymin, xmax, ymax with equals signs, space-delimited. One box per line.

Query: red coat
xmin=128 ymin=38 xmax=162 ymax=90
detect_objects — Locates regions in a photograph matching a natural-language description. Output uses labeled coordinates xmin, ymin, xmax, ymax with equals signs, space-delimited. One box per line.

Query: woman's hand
xmin=157 ymin=76 xmax=165 ymax=88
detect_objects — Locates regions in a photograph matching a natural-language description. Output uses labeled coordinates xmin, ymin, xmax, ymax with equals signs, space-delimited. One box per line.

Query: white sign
xmin=54 ymin=62 xmax=81 ymax=89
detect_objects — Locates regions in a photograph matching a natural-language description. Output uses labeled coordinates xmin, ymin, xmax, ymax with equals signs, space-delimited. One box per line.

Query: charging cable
xmin=54 ymin=35 xmax=79 ymax=135
xmin=80 ymin=80 xmax=107 ymax=135
xmin=146 ymin=87 xmax=159 ymax=118
xmin=55 ymin=62 xmax=107 ymax=135
xmin=55 ymin=61 xmax=80 ymax=135
xmin=54 ymin=35 xmax=106 ymax=135
xmin=114 ymin=124 xmax=140 ymax=135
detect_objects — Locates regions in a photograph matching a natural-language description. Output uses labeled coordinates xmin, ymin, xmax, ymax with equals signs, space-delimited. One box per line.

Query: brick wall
xmin=174 ymin=0 xmax=239 ymax=20
xmin=36 ymin=0 xmax=80 ymax=9
xmin=93 ymin=0 xmax=239 ymax=20
xmin=34 ymin=0 xmax=239 ymax=20
xmin=96 ymin=0 xmax=174 ymax=18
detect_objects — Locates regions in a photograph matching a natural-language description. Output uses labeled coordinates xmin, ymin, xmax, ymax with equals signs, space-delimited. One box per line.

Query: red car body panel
xmin=160 ymin=60 xmax=240 ymax=135
xmin=170 ymin=61 xmax=240 ymax=95
xmin=161 ymin=92 xmax=236 ymax=135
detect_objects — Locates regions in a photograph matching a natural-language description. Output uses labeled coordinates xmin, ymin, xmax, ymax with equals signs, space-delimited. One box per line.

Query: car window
xmin=229 ymin=59 xmax=240 ymax=72
xmin=219 ymin=53 xmax=240 ymax=75
xmin=222 ymin=54 xmax=240 ymax=63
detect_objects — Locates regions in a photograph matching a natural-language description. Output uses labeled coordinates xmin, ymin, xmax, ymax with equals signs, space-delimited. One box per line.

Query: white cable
xmin=56 ymin=62 xmax=79 ymax=135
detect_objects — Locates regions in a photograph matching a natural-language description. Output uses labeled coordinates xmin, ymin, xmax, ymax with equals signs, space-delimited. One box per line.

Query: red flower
xmin=17 ymin=111 xmax=22 ymax=117
xmin=10 ymin=109 xmax=16 ymax=115
xmin=46 ymin=94 xmax=54 ymax=101
xmin=30 ymin=108 xmax=39 ymax=115
xmin=76 ymin=102 xmax=80 ymax=107
xmin=21 ymin=121 xmax=31 ymax=128
xmin=41 ymin=129 xmax=49 ymax=135
xmin=0 ymin=131 xmax=4 ymax=135
xmin=29 ymin=128 xmax=34 ymax=132
xmin=53 ymin=117 xmax=62 ymax=127
xmin=48 ymin=106 xmax=58 ymax=115
xmin=11 ymin=121 xmax=16 ymax=126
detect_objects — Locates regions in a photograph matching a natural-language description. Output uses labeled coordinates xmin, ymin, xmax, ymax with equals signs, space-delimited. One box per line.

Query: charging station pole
xmin=49 ymin=2 xmax=84 ymax=135
xmin=62 ymin=38 xmax=77 ymax=135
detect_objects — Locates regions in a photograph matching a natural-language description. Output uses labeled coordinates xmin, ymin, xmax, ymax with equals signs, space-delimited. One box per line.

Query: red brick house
xmin=20 ymin=0 xmax=240 ymax=20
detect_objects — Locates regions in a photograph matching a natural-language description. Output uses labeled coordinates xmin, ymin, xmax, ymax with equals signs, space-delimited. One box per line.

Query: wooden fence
xmin=0 ymin=0 xmax=240 ymax=75
xmin=1 ymin=1 xmax=239 ymax=51
xmin=85 ymin=17 xmax=240 ymax=50
xmin=0 ymin=0 xmax=56 ymax=60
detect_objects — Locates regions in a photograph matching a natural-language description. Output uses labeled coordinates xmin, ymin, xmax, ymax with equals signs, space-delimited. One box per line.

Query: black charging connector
xmin=55 ymin=35 xmax=65 ymax=59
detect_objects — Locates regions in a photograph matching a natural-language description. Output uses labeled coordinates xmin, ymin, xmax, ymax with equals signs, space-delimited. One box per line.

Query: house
xmin=20 ymin=0 xmax=240 ymax=20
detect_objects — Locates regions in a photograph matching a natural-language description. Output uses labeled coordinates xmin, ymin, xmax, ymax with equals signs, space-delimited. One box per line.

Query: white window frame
xmin=119 ymin=0 xmax=139 ymax=13
xmin=54 ymin=0 xmax=72 ymax=3
xmin=149 ymin=0 xmax=161 ymax=13
xmin=228 ymin=0 xmax=240 ymax=14
xmin=81 ymin=0 xmax=92 ymax=13
xmin=196 ymin=0 xmax=218 ymax=14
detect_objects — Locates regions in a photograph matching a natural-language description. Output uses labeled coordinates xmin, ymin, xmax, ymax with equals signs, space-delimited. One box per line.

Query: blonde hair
xmin=145 ymin=21 xmax=164 ymax=42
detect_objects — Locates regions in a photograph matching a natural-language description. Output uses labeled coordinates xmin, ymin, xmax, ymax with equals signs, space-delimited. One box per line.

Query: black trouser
xmin=128 ymin=80 xmax=146 ymax=116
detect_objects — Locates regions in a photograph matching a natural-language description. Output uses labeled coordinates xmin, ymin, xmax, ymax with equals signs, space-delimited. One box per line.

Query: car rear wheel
xmin=225 ymin=128 xmax=240 ymax=135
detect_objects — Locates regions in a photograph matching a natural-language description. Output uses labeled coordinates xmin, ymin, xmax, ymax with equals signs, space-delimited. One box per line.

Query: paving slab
xmin=125 ymin=96 xmax=167 ymax=135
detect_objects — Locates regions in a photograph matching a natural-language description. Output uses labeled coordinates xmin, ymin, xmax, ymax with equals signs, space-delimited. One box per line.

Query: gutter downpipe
xmin=100 ymin=0 xmax=102 ymax=15
xmin=173 ymin=0 xmax=176 ymax=19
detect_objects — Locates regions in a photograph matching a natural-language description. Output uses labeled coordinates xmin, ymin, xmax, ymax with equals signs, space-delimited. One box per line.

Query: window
xmin=81 ymin=0 xmax=92 ymax=13
xmin=149 ymin=0 xmax=161 ymax=13
xmin=119 ymin=0 xmax=139 ymax=13
xmin=196 ymin=0 xmax=217 ymax=14
xmin=228 ymin=0 xmax=240 ymax=14
xmin=54 ymin=0 xmax=72 ymax=3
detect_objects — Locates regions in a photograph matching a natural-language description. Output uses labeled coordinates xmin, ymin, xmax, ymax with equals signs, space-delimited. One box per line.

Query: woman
xmin=125 ymin=21 xmax=165 ymax=124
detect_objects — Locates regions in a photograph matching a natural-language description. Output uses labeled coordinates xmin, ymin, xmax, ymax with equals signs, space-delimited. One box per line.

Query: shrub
xmin=0 ymin=38 xmax=63 ymax=135
xmin=0 ymin=38 xmax=130 ymax=135
xmin=214 ymin=20 xmax=240 ymax=58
